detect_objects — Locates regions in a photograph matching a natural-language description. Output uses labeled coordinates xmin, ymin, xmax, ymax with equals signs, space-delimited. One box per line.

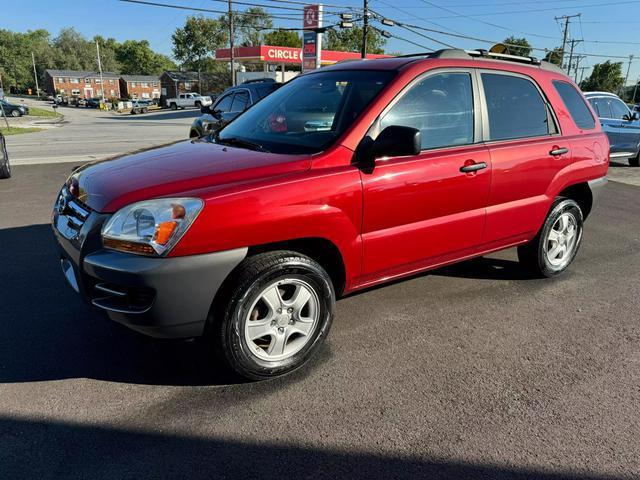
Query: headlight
xmin=101 ymin=198 xmax=203 ymax=256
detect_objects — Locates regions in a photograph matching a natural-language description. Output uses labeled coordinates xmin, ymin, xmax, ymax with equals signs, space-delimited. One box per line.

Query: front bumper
xmin=51 ymin=189 xmax=247 ymax=338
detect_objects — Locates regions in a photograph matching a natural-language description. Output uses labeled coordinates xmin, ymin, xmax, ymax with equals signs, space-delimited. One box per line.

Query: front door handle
xmin=549 ymin=147 xmax=569 ymax=156
xmin=460 ymin=161 xmax=487 ymax=173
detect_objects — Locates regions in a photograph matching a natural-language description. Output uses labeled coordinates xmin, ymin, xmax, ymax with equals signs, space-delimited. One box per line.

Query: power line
xmin=119 ymin=0 xmax=306 ymax=20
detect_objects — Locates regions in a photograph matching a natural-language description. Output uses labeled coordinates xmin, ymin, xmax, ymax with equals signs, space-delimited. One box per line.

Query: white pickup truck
xmin=166 ymin=92 xmax=213 ymax=110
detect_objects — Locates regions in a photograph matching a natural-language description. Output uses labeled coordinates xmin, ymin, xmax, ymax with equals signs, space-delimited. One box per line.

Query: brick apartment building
xmin=44 ymin=70 xmax=121 ymax=99
xmin=119 ymin=75 xmax=161 ymax=99
xmin=160 ymin=71 xmax=231 ymax=100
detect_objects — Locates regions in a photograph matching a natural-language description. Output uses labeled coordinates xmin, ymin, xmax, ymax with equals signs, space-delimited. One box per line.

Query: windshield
xmin=217 ymin=70 xmax=395 ymax=154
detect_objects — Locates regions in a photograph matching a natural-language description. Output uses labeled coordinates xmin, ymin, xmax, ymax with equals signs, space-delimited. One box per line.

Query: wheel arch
xmin=558 ymin=182 xmax=593 ymax=220
xmin=247 ymin=238 xmax=347 ymax=296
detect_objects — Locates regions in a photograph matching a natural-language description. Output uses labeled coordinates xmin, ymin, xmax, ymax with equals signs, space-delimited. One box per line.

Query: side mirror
xmin=624 ymin=112 xmax=639 ymax=121
xmin=357 ymin=125 xmax=421 ymax=171
xmin=373 ymin=125 xmax=421 ymax=158
xmin=200 ymin=105 xmax=210 ymax=114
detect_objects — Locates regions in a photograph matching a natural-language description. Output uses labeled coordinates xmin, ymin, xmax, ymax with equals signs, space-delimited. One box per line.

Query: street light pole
xmin=96 ymin=41 xmax=105 ymax=102
xmin=622 ymin=54 xmax=634 ymax=100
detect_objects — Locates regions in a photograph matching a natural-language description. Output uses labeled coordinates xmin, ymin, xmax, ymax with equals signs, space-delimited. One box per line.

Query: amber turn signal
xmin=154 ymin=221 xmax=178 ymax=245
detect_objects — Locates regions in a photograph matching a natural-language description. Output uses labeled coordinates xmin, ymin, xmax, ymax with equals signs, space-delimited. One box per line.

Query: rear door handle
xmin=549 ymin=147 xmax=569 ymax=156
xmin=460 ymin=161 xmax=487 ymax=173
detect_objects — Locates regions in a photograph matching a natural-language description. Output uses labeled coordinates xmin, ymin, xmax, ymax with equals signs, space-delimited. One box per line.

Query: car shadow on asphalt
xmin=432 ymin=256 xmax=539 ymax=281
xmin=109 ymin=109 xmax=201 ymax=121
xmin=0 ymin=416 xmax=626 ymax=480
xmin=0 ymin=223 xmax=330 ymax=387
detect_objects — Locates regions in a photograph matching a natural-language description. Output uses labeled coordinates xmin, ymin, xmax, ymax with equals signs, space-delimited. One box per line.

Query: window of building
xmin=380 ymin=72 xmax=474 ymax=150
xmin=59 ymin=89 xmax=66 ymax=94
xmin=141 ymin=82 xmax=149 ymax=88
xmin=58 ymin=77 xmax=64 ymax=84
xmin=481 ymin=73 xmax=551 ymax=141
xmin=152 ymin=82 xmax=158 ymax=87
xmin=95 ymin=78 xmax=101 ymax=84
xmin=552 ymin=81 xmax=595 ymax=130
xmin=184 ymin=82 xmax=191 ymax=90
xmin=70 ymin=78 xmax=79 ymax=84
xmin=142 ymin=92 xmax=150 ymax=98
xmin=109 ymin=79 xmax=114 ymax=85
xmin=110 ymin=90 xmax=115 ymax=96
xmin=71 ymin=89 xmax=80 ymax=95
xmin=131 ymin=82 xmax=136 ymax=87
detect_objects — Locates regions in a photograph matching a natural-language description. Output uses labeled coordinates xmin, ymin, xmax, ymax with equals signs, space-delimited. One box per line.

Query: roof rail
xmin=241 ymin=78 xmax=277 ymax=84
xmin=395 ymin=48 xmax=566 ymax=74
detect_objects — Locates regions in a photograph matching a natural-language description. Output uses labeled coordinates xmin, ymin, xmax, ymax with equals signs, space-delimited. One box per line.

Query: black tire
xmin=10 ymin=109 xmax=21 ymax=117
xmin=170 ymin=102 xmax=177 ymax=110
xmin=518 ymin=198 xmax=583 ymax=278
xmin=209 ymin=251 xmax=335 ymax=380
xmin=0 ymin=133 xmax=11 ymax=179
xmin=195 ymin=101 xmax=202 ymax=108
xmin=629 ymin=153 xmax=639 ymax=167
xmin=142 ymin=107 xmax=148 ymax=114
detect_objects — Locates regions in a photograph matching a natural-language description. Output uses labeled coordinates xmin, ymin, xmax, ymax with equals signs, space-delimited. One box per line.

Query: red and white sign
xmin=303 ymin=5 xmax=320 ymax=30
xmin=215 ymin=45 xmax=390 ymax=65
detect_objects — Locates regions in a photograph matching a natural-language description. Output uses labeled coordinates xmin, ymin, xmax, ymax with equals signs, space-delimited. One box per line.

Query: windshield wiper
xmin=214 ymin=135 xmax=270 ymax=153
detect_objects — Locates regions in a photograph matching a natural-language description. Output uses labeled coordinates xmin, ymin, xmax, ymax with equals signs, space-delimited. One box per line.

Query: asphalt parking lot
xmin=1 ymin=135 xmax=640 ymax=477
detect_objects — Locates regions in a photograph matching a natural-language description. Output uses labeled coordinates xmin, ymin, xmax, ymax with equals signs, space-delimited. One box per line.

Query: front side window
xmin=380 ymin=72 xmax=473 ymax=150
xmin=218 ymin=70 xmax=395 ymax=154
xmin=610 ymin=98 xmax=630 ymax=119
xmin=553 ymin=81 xmax=595 ymax=130
xmin=214 ymin=94 xmax=233 ymax=113
xmin=231 ymin=91 xmax=250 ymax=112
xmin=482 ymin=73 xmax=550 ymax=141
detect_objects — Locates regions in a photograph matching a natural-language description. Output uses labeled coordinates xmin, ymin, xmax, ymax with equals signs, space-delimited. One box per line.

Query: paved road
xmin=4 ymin=97 xmax=198 ymax=165
xmin=0 ymin=160 xmax=639 ymax=479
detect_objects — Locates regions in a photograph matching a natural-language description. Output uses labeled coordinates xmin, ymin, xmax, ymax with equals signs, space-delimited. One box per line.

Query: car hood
xmin=68 ymin=139 xmax=312 ymax=212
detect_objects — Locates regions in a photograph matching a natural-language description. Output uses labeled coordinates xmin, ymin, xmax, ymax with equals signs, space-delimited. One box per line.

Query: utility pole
xmin=96 ymin=41 xmax=105 ymax=102
xmin=555 ymin=14 xmax=581 ymax=70
xmin=632 ymin=76 xmax=639 ymax=104
xmin=622 ymin=54 xmax=634 ymax=99
xmin=361 ymin=0 xmax=368 ymax=59
xmin=567 ymin=39 xmax=581 ymax=77
xmin=31 ymin=52 xmax=40 ymax=98
xmin=578 ymin=66 xmax=589 ymax=85
xmin=228 ymin=0 xmax=235 ymax=86
xmin=572 ymin=55 xmax=586 ymax=82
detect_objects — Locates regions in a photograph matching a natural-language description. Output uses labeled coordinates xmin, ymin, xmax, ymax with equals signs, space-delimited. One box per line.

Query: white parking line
xmin=11 ymin=154 xmax=122 ymax=166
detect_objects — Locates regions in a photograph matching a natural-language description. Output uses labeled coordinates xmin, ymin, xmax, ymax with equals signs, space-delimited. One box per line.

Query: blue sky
xmin=4 ymin=0 xmax=640 ymax=83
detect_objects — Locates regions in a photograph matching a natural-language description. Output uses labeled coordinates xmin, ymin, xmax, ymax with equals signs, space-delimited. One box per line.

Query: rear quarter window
xmin=553 ymin=81 xmax=596 ymax=130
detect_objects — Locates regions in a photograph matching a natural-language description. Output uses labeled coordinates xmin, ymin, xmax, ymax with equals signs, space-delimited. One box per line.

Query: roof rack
xmin=396 ymin=48 xmax=565 ymax=73
xmin=241 ymin=78 xmax=277 ymax=84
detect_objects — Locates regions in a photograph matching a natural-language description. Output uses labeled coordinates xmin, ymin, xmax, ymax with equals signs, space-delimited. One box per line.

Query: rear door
xmin=360 ymin=69 xmax=491 ymax=281
xmin=588 ymin=96 xmax=622 ymax=153
xmin=480 ymin=71 xmax=571 ymax=244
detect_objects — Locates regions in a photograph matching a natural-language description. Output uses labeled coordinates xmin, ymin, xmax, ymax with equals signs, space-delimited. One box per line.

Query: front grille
xmin=54 ymin=188 xmax=92 ymax=240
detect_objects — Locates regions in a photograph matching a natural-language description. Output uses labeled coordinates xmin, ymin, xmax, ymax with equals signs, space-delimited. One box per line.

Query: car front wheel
xmin=518 ymin=198 xmax=583 ymax=277
xmin=10 ymin=110 xmax=21 ymax=117
xmin=210 ymin=251 xmax=335 ymax=380
xmin=170 ymin=103 xmax=177 ymax=110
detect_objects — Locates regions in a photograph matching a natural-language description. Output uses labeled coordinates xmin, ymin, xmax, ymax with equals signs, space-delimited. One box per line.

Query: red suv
xmin=52 ymin=49 xmax=609 ymax=380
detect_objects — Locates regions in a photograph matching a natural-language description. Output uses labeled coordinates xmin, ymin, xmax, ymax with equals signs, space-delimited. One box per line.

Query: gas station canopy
xmin=215 ymin=45 xmax=390 ymax=66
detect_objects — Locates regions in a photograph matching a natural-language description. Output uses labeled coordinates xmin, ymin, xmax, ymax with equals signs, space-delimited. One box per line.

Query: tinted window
xmin=553 ymin=81 xmax=595 ymax=129
xmin=214 ymin=94 xmax=233 ymax=113
xmin=231 ymin=91 xmax=250 ymax=112
xmin=256 ymin=84 xmax=278 ymax=100
xmin=482 ymin=73 xmax=550 ymax=141
xmin=218 ymin=70 xmax=394 ymax=155
xmin=380 ymin=72 xmax=473 ymax=150
xmin=589 ymin=98 xmax=612 ymax=118
xmin=610 ymin=98 xmax=630 ymax=119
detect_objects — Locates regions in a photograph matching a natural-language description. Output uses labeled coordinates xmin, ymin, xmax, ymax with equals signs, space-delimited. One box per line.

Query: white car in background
xmin=166 ymin=92 xmax=212 ymax=110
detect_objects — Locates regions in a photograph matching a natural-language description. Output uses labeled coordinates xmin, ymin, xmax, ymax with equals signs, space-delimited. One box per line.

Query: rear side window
xmin=589 ymin=98 xmax=612 ymax=118
xmin=380 ymin=72 xmax=474 ymax=150
xmin=553 ymin=81 xmax=595 ymax=130
xmin=482 ymin=73 xmax=550 ymax=141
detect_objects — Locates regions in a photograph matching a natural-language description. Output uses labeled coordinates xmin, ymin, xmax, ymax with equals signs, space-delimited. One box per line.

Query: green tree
xmin=263 ymin=30 xmax=300 ymax=48
xmin=93 ymin=35 xmax=121 ymax=72
xmin=0 ymin=28 xmax=53 ymax=91
xmin=117 ymin=40 xmax=176 ymax=75
xmin=580 ymin=61 xmax=624 ymax=93
xmin=543 ymin=47 xmax=563 ymax=66
xmin=172 ymin=15 xmax=228 ymax=71
xmin=220 ymin=8 xmax=273 ymax=47
xmin=52 ymin=27 xmax=96 ymax=70
xmin=502 ymin=36 xmax=532 ymax=57
xmin=326 ymin=27 xmax=386 ymax=54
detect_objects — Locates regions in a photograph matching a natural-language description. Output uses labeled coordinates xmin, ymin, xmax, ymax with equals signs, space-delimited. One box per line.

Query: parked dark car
xmin=189 ymin=79 xmax=281 ymax=138
xmin=584 ymin=91 xmax=640 ymax=166
xmin=0 ymin=132 xmax=10 ymax=178
xmin=0 ymin=99 xmax=29 ymax=117
xmin=85 ymin=98 xmax=102 ymax=108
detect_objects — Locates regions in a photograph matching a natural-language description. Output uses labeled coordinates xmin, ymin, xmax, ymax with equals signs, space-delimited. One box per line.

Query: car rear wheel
xmin=195 ymin=101 xmax=202 ymax=108
xmin=10 ymin=110 xmax=21 ymax=117
xmin=209 ymin=251 xmax=335 ymax=380
xmin=518 ymin=198 xmax=583 ymax=278
xmin=170 ymin=103 xmax=177 ymax=110
xmin=0 ymin=133 xmax=11 ymax=179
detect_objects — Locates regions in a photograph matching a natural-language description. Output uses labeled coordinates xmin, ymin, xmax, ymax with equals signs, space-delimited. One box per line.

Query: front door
xmin=360 ymin=70 xmax=491 ymax=284
xmin=84 ymin=87 xmax=93 ymax=99
xmin=588 ymin=96 xmax=622 ymax=153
